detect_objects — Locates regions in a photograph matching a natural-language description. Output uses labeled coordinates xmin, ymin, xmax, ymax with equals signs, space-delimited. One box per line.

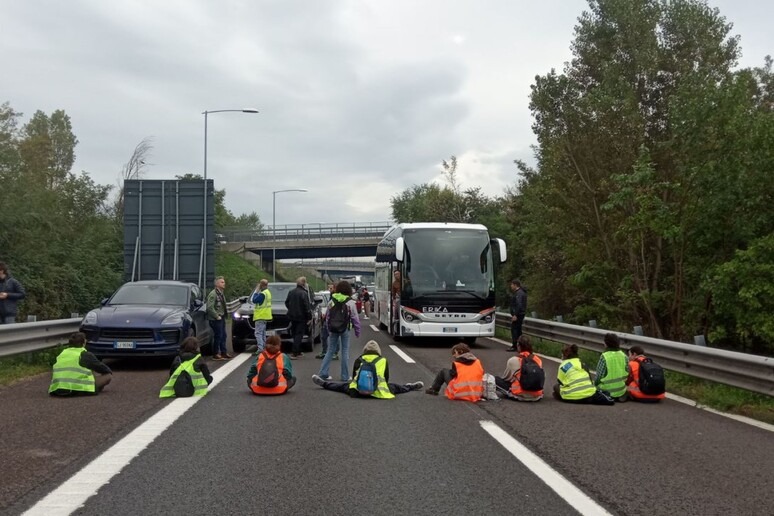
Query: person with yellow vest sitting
xmin=251 ymin=278 xmax=272 ymax=354
xmin=49 ymin=332 xmax=113 ymax=396
xmin=494 ymin=335 xmax=544 ymax=401
xmin=311 ymin=340 xmax=423 ymax=398
xmin=425 ymin=342 xmax=484 ymax=402
xmin=160 ymin=337 xmax=213 ymax=398
xmin=247 ymin=335 xmax=296 ymax=395
xmin=553 ymin=344 xmax=614 ymax=405
xmin=593 ymin=333 xmax=629 ymax=402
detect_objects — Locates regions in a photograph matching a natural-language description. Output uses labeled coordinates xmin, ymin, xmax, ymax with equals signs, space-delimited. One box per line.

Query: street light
xmin=272 ymin=189 xmax=308 ymax=281
xmin=200 ymin=108 xmax=259 ymax=291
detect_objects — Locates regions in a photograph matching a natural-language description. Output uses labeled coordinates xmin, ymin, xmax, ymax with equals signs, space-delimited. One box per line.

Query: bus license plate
xmin=114 ymin=341 xmax=136 ymax=349
xmin=442 ymin=327 xmax=458 ymax=333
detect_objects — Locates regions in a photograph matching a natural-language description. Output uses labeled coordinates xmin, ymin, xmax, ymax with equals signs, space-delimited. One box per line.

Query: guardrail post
xmin=70 ymin=313 xmax=80 ymax=319
xmin=589 ymin=320 xmax=597 ymax=328
xmin=27 ymin=315 xmax=37 ymax=323
xmin=531 ymin=311 xmax=538 ymax=318
xmin=555 ymin=315 xmax=563 ymax=322
xmin=633 ymin=326 xmax=644 ymax=336
xmin=694 ymin=335 xmax=707 ymax=347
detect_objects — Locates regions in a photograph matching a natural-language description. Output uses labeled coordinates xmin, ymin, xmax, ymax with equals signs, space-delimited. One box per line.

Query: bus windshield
xmin=401 ymin=228 xmax=494 ymax=300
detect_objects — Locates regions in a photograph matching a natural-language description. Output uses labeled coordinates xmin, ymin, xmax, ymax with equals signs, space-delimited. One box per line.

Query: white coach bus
xmin=374 ymin=223 xmax=507 ymax=342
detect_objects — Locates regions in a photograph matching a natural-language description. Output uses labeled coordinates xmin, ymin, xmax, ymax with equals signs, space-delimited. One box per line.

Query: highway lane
xmin=4 ymin=316 xmax=774 ymax=515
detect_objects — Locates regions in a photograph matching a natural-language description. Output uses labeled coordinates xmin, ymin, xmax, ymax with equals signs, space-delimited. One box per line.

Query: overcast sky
xmin=2 ymin=1 xmax=771 ymax=226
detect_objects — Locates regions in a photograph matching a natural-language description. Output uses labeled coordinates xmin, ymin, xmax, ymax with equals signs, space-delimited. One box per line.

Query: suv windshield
xmin=269 ymin=284 xmax=296 ymax=303
xmin=402 ymin=228 xmax=494 ymax=299
xmin=110 ymin=284 xmax=189 ymax=306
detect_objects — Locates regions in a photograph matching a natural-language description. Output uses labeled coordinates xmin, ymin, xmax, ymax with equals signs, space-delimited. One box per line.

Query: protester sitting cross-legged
xmin=317 ymin=280 xmax=361 ymax=382
xmin=49 ymin=332 xmax=113 ymax=396
xmin=594 ymin=333 xmax=629 ymax=402
xmin=553 ymin=344 xmax=614 ymax=405
xmin=425 ymin=342 xmax=484 ymax=402
xmin=160 ymin=336 xmax=213 ymax=398
xmin=312 ymin=340 xmax=423 ymax=397
xmin=247 ymin=335 xmax=297 ymax=395
xmin=494 ymin=335 xmax=545 ymax=401
xmin=626 ymin=345 xmax=666 ymax=402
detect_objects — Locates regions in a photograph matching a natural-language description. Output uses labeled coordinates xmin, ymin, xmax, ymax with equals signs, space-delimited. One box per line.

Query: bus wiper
xmin=449 ymin=290 xmax=486 ymax=300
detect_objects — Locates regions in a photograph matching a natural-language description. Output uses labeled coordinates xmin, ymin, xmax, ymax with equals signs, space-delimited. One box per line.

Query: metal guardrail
xmin=220 ymin=222 xmax=392 ymax=242
xmin=495 ymin=312 xmax=774 ymax=397
xmin=0 ymin=319 xmax=82 ymax=358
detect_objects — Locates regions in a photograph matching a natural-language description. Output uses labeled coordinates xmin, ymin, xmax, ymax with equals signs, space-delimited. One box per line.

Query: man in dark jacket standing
xmin=507 ymin=279 xmax=527 ymax=351
xmin=285 ymin=276 xmax=312 ymax=359
xmin=0 ymin=262 xmax=25 ymax=324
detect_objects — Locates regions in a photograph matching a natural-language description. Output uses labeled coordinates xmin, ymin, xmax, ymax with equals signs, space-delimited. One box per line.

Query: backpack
xmin=481 ymin=373 xmax=499 ymax=400
xmin=519 ymin=353 xmax=545 ymax=392
xmin=355 ymin=356 xmax=382 ymax=395
xmin=638 ymin=358 xmax=666 ymax=395
xmin=328 ymin=298 xmax=351 ymax=333
xmin=173 ymin=370 xmax=195 ymax=397
xmin=257 ymin=354 xmax=280 ymax=388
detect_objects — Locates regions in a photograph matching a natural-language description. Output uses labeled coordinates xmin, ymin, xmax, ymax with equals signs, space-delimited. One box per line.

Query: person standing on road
xmin=251 ymin=278 xmax=272 ymax=354
xmin=316 ymin=283 xmax=337 ymax=359
xmin=285 ymin=276 xmax=312 ymax=359
xmin=507 ymin=279 xmax=527 ymax=351
xmin=0 ymin=262 xmax=25 ymax=324
xmin=160 ymin=336 xmax=213 ymax=398
xmin=318 ymin=280 xmax=361 ymax=381
xmin=594 ymin=333 xmax=629 ymax=402
xmin=361 ymin=286 xmax=371 ymax=318
xmin=247 ymin=335 xmax=296 ymax=395
xmin=49 ymin=332 xmax=112 ymax=396
xmin=554 ymin=344 xmax=614 ymax=405
xmin=425 ymin=342 xmax=484 ymax=401
xmin=207 ymin=276 xmax=234 ymax=360
xmin=312 ymin=340 xmax=423 ymax=397
xmin=494 ymin=335 xmax=544 ymax=401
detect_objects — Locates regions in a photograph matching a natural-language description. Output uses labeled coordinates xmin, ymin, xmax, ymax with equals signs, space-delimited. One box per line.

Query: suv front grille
xmin=100 ymin=328 xmax=154 ymax=341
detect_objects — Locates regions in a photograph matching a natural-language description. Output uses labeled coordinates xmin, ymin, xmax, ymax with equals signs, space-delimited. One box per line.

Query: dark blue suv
xmin=80 ymin=280 xmax=213 ymax=358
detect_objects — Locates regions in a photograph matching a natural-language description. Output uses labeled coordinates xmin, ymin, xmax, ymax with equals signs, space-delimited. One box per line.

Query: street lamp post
xmin=272 ymin=189 xmax=308 ymax=281
xmin=201 ymin=108 xmax=259 ymax=291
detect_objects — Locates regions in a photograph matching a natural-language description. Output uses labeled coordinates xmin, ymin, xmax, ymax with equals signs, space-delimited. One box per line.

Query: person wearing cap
xmin=312 ymin=340 xmax=423 ymax=398
xmin=49 ymin=332 xmax=113 ymax=396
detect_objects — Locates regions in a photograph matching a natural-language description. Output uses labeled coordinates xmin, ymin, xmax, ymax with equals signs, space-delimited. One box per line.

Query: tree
xmin=114 ymin=137 xmax=153 ymax=220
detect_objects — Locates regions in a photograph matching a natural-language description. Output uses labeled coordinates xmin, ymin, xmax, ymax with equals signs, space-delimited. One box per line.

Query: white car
xmin=316 ymin=290 xmax=332 ymax=318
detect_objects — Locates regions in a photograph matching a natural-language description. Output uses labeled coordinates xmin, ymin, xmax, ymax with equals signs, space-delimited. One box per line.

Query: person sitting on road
xmin=425 ymin=342 xmax=484 ymax=402
xmin=626 ymin=345 xmax=666 ymax=402
xmin=49 ymin=332 xmax=113 ymax=396
xmin=594 ymin=333 xmax=629 ymax=402
xmin=312 ymin=340 xmax=423 ymax=397
xmin=160 ymin=336 xmax=213 ymax=398
xmin=247 ymin=335 xmax=296 ymax=395
xmin=553 ymin=344 xmax=614 ymax=405
xmin=494 ymin=335 xmax=544 ymax=401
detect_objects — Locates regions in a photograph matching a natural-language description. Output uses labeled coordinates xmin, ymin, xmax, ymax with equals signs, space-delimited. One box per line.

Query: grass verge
xmin=0 ymin=346 xmax=65 ymax=387
xmin=495 ymin=327 xmax=774 ymax=426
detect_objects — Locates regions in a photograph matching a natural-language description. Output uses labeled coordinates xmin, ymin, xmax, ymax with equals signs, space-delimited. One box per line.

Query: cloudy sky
xmin=2 ymin=1 xmax=771 ymax=226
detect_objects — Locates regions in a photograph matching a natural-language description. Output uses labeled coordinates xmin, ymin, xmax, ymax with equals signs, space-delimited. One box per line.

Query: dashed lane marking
xmin=23 ymin=353 xmax=253 ymax=516
xmin=369 ymin=324 xmax=380 ymax=332
xmin=389 ymin=345 xmax=416 ymax=364
xmin=480 ymin=420 xmax=614 ymax=516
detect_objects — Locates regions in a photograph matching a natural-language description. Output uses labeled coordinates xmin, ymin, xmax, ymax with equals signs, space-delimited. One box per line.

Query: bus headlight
xmin=484 ymin=314 xmax=493 ymax=323
xmin=401 ymin=308 xmax=417 ymax=323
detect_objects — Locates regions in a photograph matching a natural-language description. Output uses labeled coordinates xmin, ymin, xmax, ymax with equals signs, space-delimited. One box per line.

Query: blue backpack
xmin=356 ymin=356 xmax=383 ymax=395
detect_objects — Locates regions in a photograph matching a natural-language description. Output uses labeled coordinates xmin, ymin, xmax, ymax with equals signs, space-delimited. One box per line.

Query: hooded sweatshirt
xmin=326 ymin=292 xmax=361 ymax=337
xmin=450 ymin=352 xmax=479 ymax=379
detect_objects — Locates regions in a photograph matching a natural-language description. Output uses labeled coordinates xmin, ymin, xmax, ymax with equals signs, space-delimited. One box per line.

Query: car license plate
xmin=442 ymin=327 xmax=458 ymax=333
xmin=114 ymin=341 xmax=136 ymax=349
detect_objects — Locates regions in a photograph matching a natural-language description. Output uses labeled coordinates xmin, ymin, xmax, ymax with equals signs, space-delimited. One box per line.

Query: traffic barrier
xmin=0 ymin=318 xmax=81 ymax=358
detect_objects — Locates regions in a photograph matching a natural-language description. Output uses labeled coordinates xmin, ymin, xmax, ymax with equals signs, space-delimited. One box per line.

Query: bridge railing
xmin=494 ymin=312 xmax=774 ymax=396
xmin=220 ymin=222 xmax=392 ymax=242
xmin=0 ymin=319 xmax=82 ymax=358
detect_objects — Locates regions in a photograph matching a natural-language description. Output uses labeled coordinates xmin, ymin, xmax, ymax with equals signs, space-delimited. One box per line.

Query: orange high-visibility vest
xmin=627 ymin=357 xmax=665 ymax=400
xmin=445 ymin=359 xmax=484 ymax=402
xmin=250 ymin=351 xmax=289 ymax=395
xmin=510 ymin=352 xmax=544 ymax=399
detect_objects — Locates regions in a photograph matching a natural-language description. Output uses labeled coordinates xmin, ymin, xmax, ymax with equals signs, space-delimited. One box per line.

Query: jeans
xmin=253 ymin=320 xmax=267 ymax=353
xmin=320 ymin=325 xmax=329 ymax=355
xmin=511 ymin=314 xmax=525 ymax=346
xmin=209 ymin=319 xmax=227 ymax=355
xmin=290 ymin=320 xmax=307 ymax=355
xmin=0 ymin=315 xmax=16 ymax=324
xmin=318 ymin=330 xmax=350 ymax=381
xmin=430 ymin=369 xmax=453 ymax=392
xmin=319 ymin=379 xmax=411 ymax=395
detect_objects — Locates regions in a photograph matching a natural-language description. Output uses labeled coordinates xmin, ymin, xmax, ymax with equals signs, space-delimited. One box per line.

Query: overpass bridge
xmin=220 ymin=222 xmax=390 ymax=269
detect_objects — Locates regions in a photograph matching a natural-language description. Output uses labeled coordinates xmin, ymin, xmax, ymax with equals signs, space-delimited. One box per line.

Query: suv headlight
xmin=162 ymin=312 xmax=185 ymax=326
xmin=83 ymin=310 xmax=98 ymax=325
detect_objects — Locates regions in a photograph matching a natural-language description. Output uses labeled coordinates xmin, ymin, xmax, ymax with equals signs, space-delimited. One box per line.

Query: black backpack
xmin=328 ymin=298 xmax=351 ymax=333
xmin=355 ymin=356 xmax=383 ymax=395
xmin=257 ymin=353 xmax=280 ymax=388
xmin=638 ymin=358 xmax=666 ymax=395
xmin=519 ymin=353 xmax=545 ymax=392
xmin=173 ymin=370 xmax=195 ymax=397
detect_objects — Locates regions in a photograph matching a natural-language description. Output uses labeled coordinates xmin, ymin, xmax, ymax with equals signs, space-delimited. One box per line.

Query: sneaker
xmin=212 ymin=354 xmax=224 ymax=361
xmin=332 ymin=353 xmax=339 ymax=360
xmin=315 ymin=353 xmax=325 ymax=359
xmin=406 ymin=381 xmax=424 ymax=391
xmin=223 ymin=353 xmax=233 ymax=359
xmin=311 ymin=374 xmax=325 ymax=387
xmin=425 ymin=387 xmax=439 ymax=395
xmin=290 ymin=353 xmax=301 ymax=360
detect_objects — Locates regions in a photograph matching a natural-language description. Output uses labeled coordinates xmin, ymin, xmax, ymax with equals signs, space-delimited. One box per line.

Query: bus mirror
xmin=395 ymin=237 xmax=405 ymax=262
xmin=495 ymin=238 xmax=507 ymax=263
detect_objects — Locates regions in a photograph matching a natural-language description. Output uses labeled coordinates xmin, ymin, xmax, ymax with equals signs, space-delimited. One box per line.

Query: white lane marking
xmin=23 ymin=353 xmax=252 ymax=516
xmin=389 ymin=345 xmax=416 ymax=364
xmin=369 ymin=324 xmax=380 ymax=332
xmin=480 ymin=420 xmax=613 ymax=516
xmin=487 ymin=336 xmax=774 ymax=433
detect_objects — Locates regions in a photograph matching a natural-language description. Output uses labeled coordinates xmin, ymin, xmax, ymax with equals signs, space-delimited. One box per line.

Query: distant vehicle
xmin=80 ymin=280 xmax=212 ymax=358
xmin=231 ymin=282 xmax=323 ymax=353
xmin=316 ymin=290 xmax=332 ymax=319
xmin=375 ymin=223 xmax=507 ymax=343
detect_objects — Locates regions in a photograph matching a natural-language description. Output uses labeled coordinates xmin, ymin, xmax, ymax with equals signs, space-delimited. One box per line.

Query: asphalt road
xmin=2 ymin=317 xmax=773 ymax=515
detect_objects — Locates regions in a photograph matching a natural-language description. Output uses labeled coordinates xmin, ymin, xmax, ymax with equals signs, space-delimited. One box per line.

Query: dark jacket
xmin=0 ymin=275 xmax=25 ymax=317
xmin=285 ymin=285 xmax=312 ymax=322
xmin=169 ymin=352 xmax=213 ymax=384
xmin=448 ymin=352 xmax=479 ymax=380
xmin=510 ymin=287 xmax=527 ymax=316
xmin=80 ymin=348 xmax=113 ymax=375
xmin=347 ymin=353 xmax=389 ymax=397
